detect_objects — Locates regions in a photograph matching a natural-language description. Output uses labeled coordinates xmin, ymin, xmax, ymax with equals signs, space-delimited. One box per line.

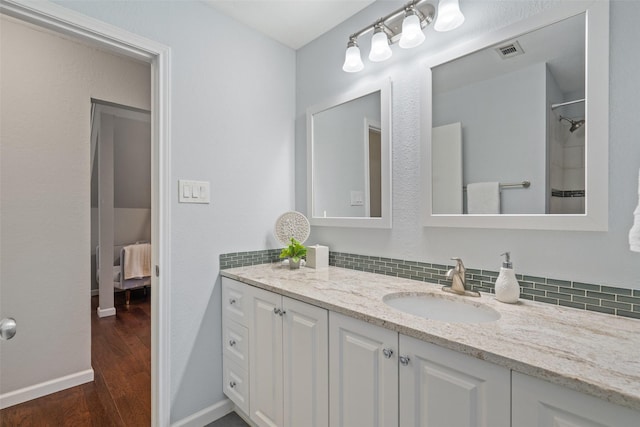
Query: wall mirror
xmin=307 ymin=80 xmax=392 ymax=228
xmin=423 ymin=0 xmax=608 ymax=230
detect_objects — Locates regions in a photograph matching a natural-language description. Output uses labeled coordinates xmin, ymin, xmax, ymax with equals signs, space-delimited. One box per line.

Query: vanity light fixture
xmin=369 ymin=24 xmax=393 ymax=62
xmin=342 ymin=38 xmax=364 ymax=72
xmin=399 ymin=7 xmax=426 ymax=49
xmin=433 ymin=0 xmax=465 ymax=32
xmin=342 ymin=0 xmax=465 ymax=73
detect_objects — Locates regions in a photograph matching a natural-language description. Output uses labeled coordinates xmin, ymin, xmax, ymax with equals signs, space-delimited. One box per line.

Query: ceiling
xmin=203 ymin=0 xmax=376 ymax=49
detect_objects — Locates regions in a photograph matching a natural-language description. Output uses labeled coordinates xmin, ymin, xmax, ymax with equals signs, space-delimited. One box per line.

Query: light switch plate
xmin=179 ymin=180 xmax=210 ymax=204
xmin=350 ymin=190 xmax=364 ymax=206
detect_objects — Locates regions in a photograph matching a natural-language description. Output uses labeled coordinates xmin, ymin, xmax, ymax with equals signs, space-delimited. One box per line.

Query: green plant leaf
xmin=281 ymin=237 xmax=306 ymax=260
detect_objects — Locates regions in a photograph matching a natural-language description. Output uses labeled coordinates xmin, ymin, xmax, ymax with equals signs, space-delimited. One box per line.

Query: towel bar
xmin=463 ymin=181 xmax=530 ymax=191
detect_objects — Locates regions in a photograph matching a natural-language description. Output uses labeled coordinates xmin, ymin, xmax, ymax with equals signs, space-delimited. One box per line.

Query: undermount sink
xmin=383 ymin=292 xmax=501 ymax=323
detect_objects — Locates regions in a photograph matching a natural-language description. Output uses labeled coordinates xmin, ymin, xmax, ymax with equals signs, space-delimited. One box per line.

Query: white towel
xmin=629 ymin=169 xmax=640 ymax=252
xmin=467 ymin=182 xmax=500 ymax=214
xmin=124 ymin=243 xmax=151 ymax=279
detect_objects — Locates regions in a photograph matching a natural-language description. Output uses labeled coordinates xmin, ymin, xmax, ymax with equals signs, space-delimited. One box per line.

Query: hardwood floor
xmin=0 ymin=291 xmax=151 ymax=426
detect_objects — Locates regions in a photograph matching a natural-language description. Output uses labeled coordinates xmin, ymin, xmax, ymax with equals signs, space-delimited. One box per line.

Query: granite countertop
xmin=220 ymin=263 xmax=640 ymax=411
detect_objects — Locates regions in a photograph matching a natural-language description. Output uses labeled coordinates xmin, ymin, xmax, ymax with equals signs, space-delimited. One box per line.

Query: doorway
xmin=91 ymin=101 xmax=152 ymax=314
xmin=364 ymin=119 xmax=382 ymax=218
xmin=0 ymin=2 xmax=171 ymax=424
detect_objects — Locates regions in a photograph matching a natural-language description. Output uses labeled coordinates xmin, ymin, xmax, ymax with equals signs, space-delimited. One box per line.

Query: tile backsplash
xmin=220 ymin=250 xmax=640 ymax=320
xmin=219 ymin=249 xmax=282 ymax=270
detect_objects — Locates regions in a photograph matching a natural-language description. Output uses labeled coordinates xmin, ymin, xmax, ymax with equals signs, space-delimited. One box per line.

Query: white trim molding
xmin=0 ymin=369 xmax=94 ymax=410
xmin=0 ymin=1 xmax=172 ymax=425
xmin=97 ymin=306 xmax=117 ymax=318
xmin=170 ymin=399 xmax=234 ymax=427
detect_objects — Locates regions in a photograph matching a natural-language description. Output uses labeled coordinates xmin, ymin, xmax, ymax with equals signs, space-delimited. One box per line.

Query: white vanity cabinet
xmin=223 ymin=274 xmax=640 ymax=427
xmin=399 ymin=335 xmax=510 ymax=427
xmin=512 ymin=372 xmax=639 ymax=427
xmin=222 ymin=278 xmax=328 ymax=427
xmin=329 ymin=312 xmax=399 ymax=427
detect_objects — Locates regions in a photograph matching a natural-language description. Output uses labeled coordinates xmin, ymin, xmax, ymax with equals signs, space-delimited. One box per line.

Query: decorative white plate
xmin=274 ymin=211 xmax=310 ymax=245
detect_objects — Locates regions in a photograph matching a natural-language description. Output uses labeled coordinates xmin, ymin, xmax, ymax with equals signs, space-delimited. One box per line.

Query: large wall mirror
xmin=307 ymin=80 xmax=392 ymax=228
xmin=423 ymin=0 xmax=609 ymax=230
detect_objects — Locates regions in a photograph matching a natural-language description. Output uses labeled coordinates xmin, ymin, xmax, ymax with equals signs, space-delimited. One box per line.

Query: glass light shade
xmin=399 ymin=13 xmax=425 ymax=49
xmin=434 ymin=0 xmax=465 ymax=32
xmin=342 ymin=45 xmax=364 ymax=72
xmin=369 ymin=30 xmax=392 ymax=62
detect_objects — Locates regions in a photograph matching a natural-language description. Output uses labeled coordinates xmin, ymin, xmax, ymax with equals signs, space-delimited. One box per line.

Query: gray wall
xmin=54 ymin=0 xmax=296 ymax=422
xmin=114 ymin=117 xmax=151 ymax=209
xmin=296 ymin=0 xmax=640 ymax=290
xmin=433 ymin=63 xmax=546 ymax=214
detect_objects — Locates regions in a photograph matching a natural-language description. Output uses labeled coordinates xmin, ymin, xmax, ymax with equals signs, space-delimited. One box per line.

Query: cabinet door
xmin=512 ymin=372 xmax=640 ymax=427
xmin=399 ymin=334 xmax=510 ymax=427
xmin=282 ymin=297 xmax=328 ymax=427
xmin=329 ymin=312 xmax=398 ymax=427
xmin=249 ymin=287 xmax=283 ymax=427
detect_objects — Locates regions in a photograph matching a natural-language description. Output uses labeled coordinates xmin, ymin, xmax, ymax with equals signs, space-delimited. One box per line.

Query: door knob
xmin=382 ymin=348 xmax=394 ymax=359
xmin=0 ymin=318 xmax=17 ymax=340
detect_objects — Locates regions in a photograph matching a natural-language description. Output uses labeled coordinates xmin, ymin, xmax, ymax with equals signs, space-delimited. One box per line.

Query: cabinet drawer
xmin=223 ymin=319 xmax=249 ymax=371
xmin=222 ymin=277 xmax=249 ymax=327
xmin=223 ymin=355 xmax=249 ymax=415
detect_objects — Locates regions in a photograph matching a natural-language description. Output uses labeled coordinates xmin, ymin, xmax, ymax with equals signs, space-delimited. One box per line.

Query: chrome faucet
xmin=443 ymin=257 xmax=480 ymax=297
xmin=446 ymin=257 xmax=466 ymax=293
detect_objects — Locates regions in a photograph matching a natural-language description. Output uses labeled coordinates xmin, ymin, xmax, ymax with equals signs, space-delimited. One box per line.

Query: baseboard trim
xmin=97 ymin=306 xmax=116 ymax=317
xmin=0 ymin=368 xmax=94 ymax=409
xmin=171 ymin=398 xmax=234 ymax=427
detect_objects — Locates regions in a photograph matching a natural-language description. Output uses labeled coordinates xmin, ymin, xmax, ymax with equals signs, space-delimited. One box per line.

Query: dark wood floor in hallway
xmin=0 ymin=292 xmax=151 ymax=426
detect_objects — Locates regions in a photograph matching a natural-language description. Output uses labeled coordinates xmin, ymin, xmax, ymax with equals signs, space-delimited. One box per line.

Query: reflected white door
xmin=432 ymin=122 xmax=463 ymax=214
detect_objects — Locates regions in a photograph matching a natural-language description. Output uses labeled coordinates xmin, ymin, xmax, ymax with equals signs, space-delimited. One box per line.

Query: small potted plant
xmin=279 ymin=237 xmax=307 ymax=270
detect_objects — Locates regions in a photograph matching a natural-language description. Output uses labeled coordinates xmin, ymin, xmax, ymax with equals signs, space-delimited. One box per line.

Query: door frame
xmin=0 ymin=1 xmax=172 ymax=425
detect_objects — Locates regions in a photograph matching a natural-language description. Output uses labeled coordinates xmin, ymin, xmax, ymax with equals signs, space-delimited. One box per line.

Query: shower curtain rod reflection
xmin=551 ymin=98 xmax=585 ymax=110
xmin=463 ymin=181 xmax=531 ymax=191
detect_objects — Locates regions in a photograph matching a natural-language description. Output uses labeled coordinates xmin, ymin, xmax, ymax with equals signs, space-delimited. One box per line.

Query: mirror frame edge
xmin=307 ymin=78 xmax=393 ymax=228
xmin=422 ymin=0 xmax=609 ymax=231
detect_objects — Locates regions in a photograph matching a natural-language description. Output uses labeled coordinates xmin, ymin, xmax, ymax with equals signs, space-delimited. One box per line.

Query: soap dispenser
xmin=495 ymin=252 xmax=520 ymax=303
